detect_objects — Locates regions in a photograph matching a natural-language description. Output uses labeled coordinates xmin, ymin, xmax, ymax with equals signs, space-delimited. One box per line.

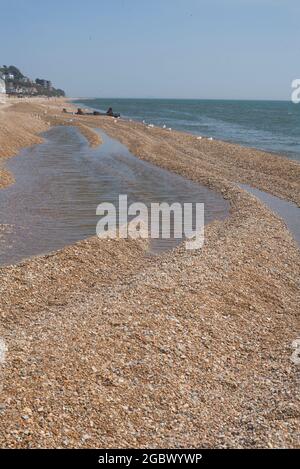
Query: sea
xmin=73 ymin=98 xmax=300 ymax=162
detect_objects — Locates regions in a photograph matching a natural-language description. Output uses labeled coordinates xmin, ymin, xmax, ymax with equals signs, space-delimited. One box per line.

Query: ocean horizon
xmin=73 ymin=98 xmax=300 ymax=161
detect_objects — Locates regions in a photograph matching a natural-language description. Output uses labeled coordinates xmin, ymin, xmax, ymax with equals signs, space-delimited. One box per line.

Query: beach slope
xmin=0 ymin=98 xmax=299 ymax=448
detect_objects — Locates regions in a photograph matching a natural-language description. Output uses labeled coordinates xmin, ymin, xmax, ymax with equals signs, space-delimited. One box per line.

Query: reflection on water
xmin=240 ymin=184 xmax=300 ymax=246
xmin=0 ymin=126 xmax=229 ymax=266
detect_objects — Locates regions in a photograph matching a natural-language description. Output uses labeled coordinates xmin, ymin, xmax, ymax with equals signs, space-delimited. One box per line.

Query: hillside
xmin=0 ymin=65 xmax=65 ymax=97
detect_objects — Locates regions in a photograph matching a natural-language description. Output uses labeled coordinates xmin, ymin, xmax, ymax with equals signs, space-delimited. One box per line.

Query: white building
xmin=2 ymin=73 xmax=14 ymax=80
xmin=0 ymin=75 xmax=6 ymax=103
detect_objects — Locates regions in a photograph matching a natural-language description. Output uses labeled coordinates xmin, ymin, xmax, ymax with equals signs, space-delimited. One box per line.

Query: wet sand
xmin=0 ymin=98 xmax=299 ymax=448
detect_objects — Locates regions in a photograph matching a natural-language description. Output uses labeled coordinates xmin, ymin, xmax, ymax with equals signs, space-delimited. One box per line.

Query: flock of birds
xmin=142 ymin=119 xmax=214 ymax=140
xmin=112 ymin=116 xmax=214 ymax=141
xmin=67 ymin=107 xmax=214 ymax=141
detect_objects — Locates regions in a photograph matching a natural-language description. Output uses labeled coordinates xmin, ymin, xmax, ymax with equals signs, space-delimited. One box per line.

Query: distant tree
xmin=55 ymin=89 xmax=65 ymax=97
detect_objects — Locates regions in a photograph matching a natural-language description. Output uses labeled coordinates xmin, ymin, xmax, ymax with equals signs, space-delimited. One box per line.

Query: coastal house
xmin=2 ymin=72 xmax=14 ymax=80
xmin=5 ymin=81 xmax=15 ymax=94
xmin=21 ymin=76 xmax=31 ymax=84
xmin=35 ymin=78 xmax=52 ymax=91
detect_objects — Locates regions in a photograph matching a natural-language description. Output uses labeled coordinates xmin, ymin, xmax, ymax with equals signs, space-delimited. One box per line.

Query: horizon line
xmin=70 ymin=96 xmax=292 ymax=102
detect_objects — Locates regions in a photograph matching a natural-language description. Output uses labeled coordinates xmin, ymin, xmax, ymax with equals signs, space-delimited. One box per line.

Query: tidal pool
xmin=0 ymin=126 xmax=230 ymax=266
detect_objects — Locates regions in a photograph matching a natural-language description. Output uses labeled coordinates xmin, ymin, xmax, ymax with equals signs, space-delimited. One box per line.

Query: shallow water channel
xmin=0 ymin=126 xmax=230 ymax=266
xmin=240 ymin=184 xmax=300 ymax=246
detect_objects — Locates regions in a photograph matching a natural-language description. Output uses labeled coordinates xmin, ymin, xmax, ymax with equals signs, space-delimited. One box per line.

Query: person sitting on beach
xmin=106 ymin=107 xmax=114 ymax=116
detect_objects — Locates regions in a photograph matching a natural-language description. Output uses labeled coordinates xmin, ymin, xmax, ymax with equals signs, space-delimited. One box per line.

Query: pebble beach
xmin=0 ymin=98 xmax=299 ymax=448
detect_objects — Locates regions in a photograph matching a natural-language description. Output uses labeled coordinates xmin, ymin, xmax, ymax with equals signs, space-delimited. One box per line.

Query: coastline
xmin=0 ymin=98 xmax=299 ymax=448
xmin=1 ymin=97 xmax=299 ymax=203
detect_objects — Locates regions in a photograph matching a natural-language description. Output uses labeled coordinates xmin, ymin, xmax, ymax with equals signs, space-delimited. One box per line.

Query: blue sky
xmin=0 ymin=0 xmax=299 ymax=99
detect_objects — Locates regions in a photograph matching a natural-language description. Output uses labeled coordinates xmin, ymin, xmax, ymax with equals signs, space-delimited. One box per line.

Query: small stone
xmin=23 ymin=407 xmax=32 ymax=415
